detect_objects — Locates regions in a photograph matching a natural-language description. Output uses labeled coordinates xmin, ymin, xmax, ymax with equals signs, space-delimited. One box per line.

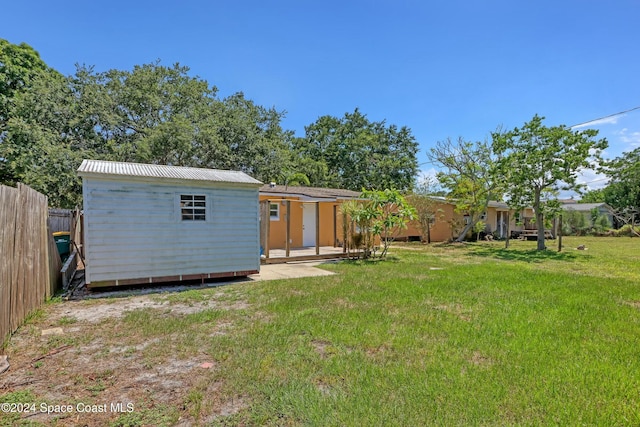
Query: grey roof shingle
xmin=563 ymin=203 xmax=612 ymax=211
xmin=259 ymin=184 xmax=361 ymax=199
xmin=78 ymin=160 xmax=262 ymax=185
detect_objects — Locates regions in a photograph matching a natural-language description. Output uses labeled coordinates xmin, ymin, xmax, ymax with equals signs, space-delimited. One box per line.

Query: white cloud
xmin=616 ymin=128 xmax=640 ymax=148
xmin=557 ymin=167 xmax=609 ymax=199
xmin=571 ymin=116 xmax=621 ymax=129
xmin=576 ymin=168 xmax=609 ymax=191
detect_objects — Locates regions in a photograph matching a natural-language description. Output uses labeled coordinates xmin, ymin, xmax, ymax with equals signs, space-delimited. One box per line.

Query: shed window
xmin=269 ymin=203 xmax=280 ymax=221
xmin=181 ymin=195 xmax=206 ymax=221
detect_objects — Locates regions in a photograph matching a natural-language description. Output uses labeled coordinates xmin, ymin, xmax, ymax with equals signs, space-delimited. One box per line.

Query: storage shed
xmin=78 ymin=160 xmax=262 ymax=288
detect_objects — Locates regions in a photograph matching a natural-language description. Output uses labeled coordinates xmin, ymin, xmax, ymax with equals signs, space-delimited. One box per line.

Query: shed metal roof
xmin=78 ymin=160 xmax=262 ymax=185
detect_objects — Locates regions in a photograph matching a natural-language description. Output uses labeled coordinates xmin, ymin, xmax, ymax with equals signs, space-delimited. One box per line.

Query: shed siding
xmin=83 ymin=177 xmax=259 ymax=284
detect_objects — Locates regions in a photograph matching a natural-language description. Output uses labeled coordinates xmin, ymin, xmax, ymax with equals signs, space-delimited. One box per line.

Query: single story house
xmin=398 ymin=197 xmax=538 ymax=242
xmin=259 ymin=184 xmax=361 ymax=250
xmin=78 ymin=160 xmax=262 ymax=288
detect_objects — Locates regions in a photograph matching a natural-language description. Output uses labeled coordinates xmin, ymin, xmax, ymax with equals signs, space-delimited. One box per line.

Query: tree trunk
xmin=558 ymin=214 xmax=563 ymax=252
xmin=534 ymin=189 xmax=545 ymax=250
xmin=455 ymin=220 xmax=475 ymax=242
xmin=505 ymin=211 xmax=510 ymax=249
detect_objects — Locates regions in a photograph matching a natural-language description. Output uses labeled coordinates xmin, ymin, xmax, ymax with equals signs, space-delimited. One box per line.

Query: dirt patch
xmin=333 ymin=298 xmax=357 ymax=309
xmin=0 ymin=289 xmax=251 ymax=426
xmin=433 ymin=303 xmax=473 ymax=322
xmin=47 ymin=291 xmax=249 ymax=325
xmin=623 ymin=301 xmax=640 ymax=309
xmin=468 ymin=350 xmax=493 ymax=367
xmin=311 ymin=340 xmax=334 ymax=359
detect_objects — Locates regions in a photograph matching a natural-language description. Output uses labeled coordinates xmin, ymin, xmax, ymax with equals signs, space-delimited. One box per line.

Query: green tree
xmin=580 ymin=188 xmax=605 ymax=203
xmin=601 ymin=147 xmax=640 ymax=225
xmin=363 ymin=189 xmax=416 ymax=258
xmin=96 ymin=61 xmax=219 ymax=164
xmin=493 ymin=115 xmax=608 ymax=250
xmin=296 ymin=109 xmax=419 ymax=191
xmin=209 ymin=92 xmax=294 ymax=182
xmin=562 ymin=209 xmax=587 ymax=236
xmin=0 ymin=39 xmax=63 ymax=184
xmin=340 ymin=189 xmax=415 ymax=259
xmin=0 ymin=39 xmax=56 ymax=131
xmin=340 ymin=198 xmax=376 ymax=259
xmin=2 ymin=58 xmax=298 ymax=206
xmin=282 ymin=172 xmax=310 ymax=187
xmin=428 ymin=137 xmax=502 ymax=242
xmin=2 ymin=67 xmax=98 ymax=207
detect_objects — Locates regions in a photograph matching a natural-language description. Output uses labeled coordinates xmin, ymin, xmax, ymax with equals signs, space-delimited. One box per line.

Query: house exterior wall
xmin=399 ymin=202 xmax=538 ymax=242
xmin=261 ymin=196 xmax=302 ymax=248
xmin=485 ymin=208 xmax=499 ymax=233
xmin=397 ymin=201 xmax=460 ymax=242
xmin=259 ymin=195 xmax=342 ymax=249
xmin=83 ymin=176 xmax=260 ymax=286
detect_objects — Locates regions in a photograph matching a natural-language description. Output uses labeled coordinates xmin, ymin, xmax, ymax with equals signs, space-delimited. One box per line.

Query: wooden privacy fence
xmin=48 ymin=208 xmax=72 ymax=233
xmin=1 ymin=184 xmax=62 ymax=349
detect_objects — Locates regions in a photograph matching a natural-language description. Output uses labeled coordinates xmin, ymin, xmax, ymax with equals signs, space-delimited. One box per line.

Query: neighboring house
xmin=78 ymin=160 xmax=262 ymax=288
xmin=259 ymin=184 xmax=361 ymax=249
xmin=398 ymin=197 xmax=538 ymax=242
xmin=395 ymin=196 xmax=458 ymax=242
xmin=561 ymin=202 xmax=615 ymax=227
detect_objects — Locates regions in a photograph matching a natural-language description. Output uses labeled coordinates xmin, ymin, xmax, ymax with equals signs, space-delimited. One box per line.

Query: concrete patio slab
xmin=249 ymin=261 xmax=335 ymax=281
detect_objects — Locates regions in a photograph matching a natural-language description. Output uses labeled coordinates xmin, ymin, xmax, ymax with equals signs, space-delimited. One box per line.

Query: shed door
xmin=302 ymin=203 xmax=316 ymax=247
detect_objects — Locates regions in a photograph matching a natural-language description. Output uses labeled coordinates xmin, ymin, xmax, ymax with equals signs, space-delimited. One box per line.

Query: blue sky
xmin=3 ymin=0 xmax=639 ymax=192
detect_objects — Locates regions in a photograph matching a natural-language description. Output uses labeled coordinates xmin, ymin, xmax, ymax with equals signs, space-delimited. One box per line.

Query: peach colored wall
xmin=260 ymin=195 xmax=342 ymax=249
xmin=398 ymin=201 xmax=461 ymax=242
xmin=260 ymin=196 xmax=301 ymax=248
xmin=399 ymin=202 xmax=538 ymax=242
xmin=261 ymin=194 xmax=538 ymax=246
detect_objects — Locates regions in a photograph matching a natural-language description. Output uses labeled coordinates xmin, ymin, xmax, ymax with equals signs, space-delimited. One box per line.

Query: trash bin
xmin=53 ymin=231 xmax=71 ymax=261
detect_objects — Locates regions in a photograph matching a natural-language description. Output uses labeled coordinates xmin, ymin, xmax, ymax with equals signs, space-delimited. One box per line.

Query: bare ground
xmin=1 ymin=284 xmax=253 ymax=426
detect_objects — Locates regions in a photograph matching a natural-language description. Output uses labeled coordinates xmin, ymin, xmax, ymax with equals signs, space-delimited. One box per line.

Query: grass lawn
xmin=2 ymin=236 xmax=640 ymax=425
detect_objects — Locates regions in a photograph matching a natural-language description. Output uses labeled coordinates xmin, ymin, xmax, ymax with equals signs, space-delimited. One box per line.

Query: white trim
xmin=177 ymin=193 xmax=208 ymax=222
xmin=269 ymin=203 xmax=280 ymax=221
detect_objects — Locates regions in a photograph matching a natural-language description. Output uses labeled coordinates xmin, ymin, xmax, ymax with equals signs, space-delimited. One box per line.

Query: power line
xmin=579 ymin=177 xmax=609 ymax=185
xmin=569 ymin=105 xmax=640 ymax=129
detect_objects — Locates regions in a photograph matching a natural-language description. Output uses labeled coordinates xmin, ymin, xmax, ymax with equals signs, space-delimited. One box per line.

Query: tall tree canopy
xmin=0 ymin=44 xmax=295 ymax=207
xmin=598 ymin=147 xmax=640 ymax=228
xmin=0 ymin=39 xmax=57 ymax=131
xmin=294 ymin=109 xmax=419 ymax=191
xmin=492 ymin=115 xmax=608 ymax=250
xmin=602 ymin=147 xmax=640 ymax=212
xmin=1 ymin=39 xmax=421 ymax=207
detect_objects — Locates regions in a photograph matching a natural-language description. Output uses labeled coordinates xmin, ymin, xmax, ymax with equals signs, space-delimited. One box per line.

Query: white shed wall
xmin=83 ymin=177 xmax=260 ymax=284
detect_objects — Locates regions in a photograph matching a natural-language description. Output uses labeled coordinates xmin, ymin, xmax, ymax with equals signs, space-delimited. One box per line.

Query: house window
xmin=181 ymin=195 xmax=206 ymax=221
xmin=269 ymin=203 xmax=280 ymax=221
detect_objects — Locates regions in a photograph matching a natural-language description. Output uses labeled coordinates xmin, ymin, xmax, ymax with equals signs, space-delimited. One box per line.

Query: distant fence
xmin=48 ymin=208 xmax=72 ymax=233
xmin=1 ymin=184 xmax=62 ymax=349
